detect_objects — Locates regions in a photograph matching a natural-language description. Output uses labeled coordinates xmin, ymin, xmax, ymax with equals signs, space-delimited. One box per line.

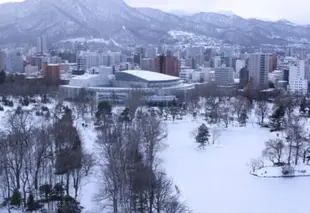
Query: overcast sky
xmin=1 ymin=0 xmax=310 ymax=24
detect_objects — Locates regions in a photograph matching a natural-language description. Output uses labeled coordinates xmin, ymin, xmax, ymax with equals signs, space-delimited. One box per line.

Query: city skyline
xmin=1 ymin=0 xmax=310 ymax=24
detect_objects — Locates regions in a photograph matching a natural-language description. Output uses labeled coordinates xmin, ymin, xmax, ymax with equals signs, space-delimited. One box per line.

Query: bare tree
xmin=255 ymin=101 xmax=270 ymax=125
xmin=211 ymin=127 xmax=222 ymax=145
xmin=249 ymin=158 xmax=264 ymax=172
xmin=125 ymin=89 xmax=145 ymax=120
xmin=262 ymin=139 xmax=284 ymax=165
xmin=95 ymin=112 xmax=187 ymax=213
xmin=286 ymin=115 xmax=306 ymax=165
xmin=71 ymin=152 xmax=95 ymax=199
xmin=232 ymin=96 xmax=250 ymax=120
xmin=219 ymin=104 xmax=232 ymax=128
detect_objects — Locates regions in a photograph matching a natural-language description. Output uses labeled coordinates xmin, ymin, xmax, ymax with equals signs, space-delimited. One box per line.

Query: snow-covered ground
xmin=161 ymin=117 xmax=310 ymax=213
xmin=252 ymin=165 xmax=310 ymax=178
xmin=1 ymin=100 xmax=310 ymax=213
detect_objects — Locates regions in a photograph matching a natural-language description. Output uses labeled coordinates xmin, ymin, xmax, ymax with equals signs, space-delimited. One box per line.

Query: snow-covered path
xmin=163 ymin=119 xmax=310 ymax=213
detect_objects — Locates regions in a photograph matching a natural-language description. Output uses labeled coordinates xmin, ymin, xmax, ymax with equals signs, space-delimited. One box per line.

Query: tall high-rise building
xmin=141 ymin=58 xmax=155 ymax=71
xmin=269 ymin=54 xmax=277 ymax=72
xmin=288 ymin=60 xmax=307 ymax=95
xmin=239 ymin=67 xmax=249 ymax=89
xmin=37 ymin=35 xmax=48 ymax=54
xmin=5 ymin=51 xmax=24 ymax=73
xmin=248 ymin=53 xmax=269 ymax=88
xmin=77 ymin=57 xmax=86 ymax=72
xmin=145 ymin=47 xmax=158 ymax=58
xmin=0 ymin=51 xmax=5 ymax=71
xmin=213 ymin=56 xmax=222 ymax=68
xmin=155 ymin=55 xmax=180 ymax=77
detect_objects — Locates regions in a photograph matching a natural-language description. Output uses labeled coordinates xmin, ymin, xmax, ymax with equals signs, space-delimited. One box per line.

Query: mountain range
xmin=1 ymin=0 xmax=310 ymax=46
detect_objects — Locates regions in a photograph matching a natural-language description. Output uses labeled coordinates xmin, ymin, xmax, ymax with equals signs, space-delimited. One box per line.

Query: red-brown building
xmin=155 ymin=55 xmax=180 ymax=77
xmin=269 ymin=53 xmax=277 ymax=72
xmin=43 ymin=63 xmax=60 ymax=83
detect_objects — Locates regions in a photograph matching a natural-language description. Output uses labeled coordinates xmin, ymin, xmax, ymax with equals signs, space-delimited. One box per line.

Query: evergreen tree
xmin=0 ymin=69 xmax=6 ymax=84
xmin=54 ymin=111 xmax=82 ymax=175
xmin=195 ymin=124 xmax=210 ymax=148
xmin=26 ymin=193 xmax=41 ymax=212
xmin=238 ymin=109 xmax=248 ymax=126
xmin=270 ymin=105 xmax=285 ymax=131
xmin=119 ymin=107 xmax=131 ymax=122
xmin=10 ymin=189 xmax=22 ymax=207
xmin=96 ymin=101 xmax=112 ymax=118
xmin=57 ymin=195 xmax=82 ymax=213
xmin=300 ymin=97 xmax=306 ymax=114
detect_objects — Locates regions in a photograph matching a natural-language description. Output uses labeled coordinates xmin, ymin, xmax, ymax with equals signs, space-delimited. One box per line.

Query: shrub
xmin=282 ymin=166 xmax=295 ymax=176
xmin=0 ymin=106 xmax=4 ymax=111
xmin=41 ymin=106 xmax=49 ymax=112
xmin=10 ymin=189 xmax=22 ymax=207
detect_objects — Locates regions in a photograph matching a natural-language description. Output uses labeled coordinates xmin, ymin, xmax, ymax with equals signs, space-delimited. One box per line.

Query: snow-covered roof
xmin=71 ymin=74 xmax=100 ymax=80
xmin=121 ymin=70 xmax=179 ymax=82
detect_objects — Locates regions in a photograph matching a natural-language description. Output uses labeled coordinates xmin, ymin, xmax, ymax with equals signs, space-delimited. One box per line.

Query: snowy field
xmin=161 ymin=117 xmax=310 ymax=213
xmin=0 ymin=99 xmax=309 ymax=213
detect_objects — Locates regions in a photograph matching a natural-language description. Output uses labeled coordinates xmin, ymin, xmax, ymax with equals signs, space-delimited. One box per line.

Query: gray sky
xmin=1 ymin=0 xmax=310 ymax=24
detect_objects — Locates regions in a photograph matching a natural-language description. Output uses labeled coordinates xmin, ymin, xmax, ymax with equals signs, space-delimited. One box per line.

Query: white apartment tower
xmin=248 ymin=53 xmax=269 ymax=88
xmin=37 ymin=35 xmax=48 ymax=54
xmin=213 ymin=56 xmax=222 ymax=68
xmin=288 ymin=60 xmax=308 ymax=95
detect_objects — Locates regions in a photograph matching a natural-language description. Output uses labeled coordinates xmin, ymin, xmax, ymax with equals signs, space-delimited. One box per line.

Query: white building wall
xmin=191 ymin=71 xmax=203 ymax=82
xmin=179 ymin=69 xmax=194 ymax=81
xmin=235 ymin=59 xmax=245 ymax=73
xmin=289 ymin=60 xmax=308 ymax=95
xmin=214 ymin=56 xmax=221 ymax=68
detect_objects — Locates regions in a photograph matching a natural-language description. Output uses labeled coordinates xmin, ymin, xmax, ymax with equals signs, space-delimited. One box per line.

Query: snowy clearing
xmin=162 ymin=117 xmax=310 ymax=213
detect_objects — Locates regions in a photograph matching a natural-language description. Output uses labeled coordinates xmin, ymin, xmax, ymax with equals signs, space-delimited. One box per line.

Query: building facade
xmin=155 ymin=55 xmax=181 ymax=77
xmin=214 ymin=67 xmax=234 ymax=86
xmin=141 ymin=58 xmax=155 ymax=71
xmin=235 ymin=59 xmax=245 ymax=74
xmin=248 ymin=53 xmax=269 ymax=88
xmin=0 ymin=51 xmax=5 ymax=71
xmin=37 ymin=35 xmax=48 ymax=54
xmin=239 ymin=67 xmax=249 ymax=89
xmin=5 ymin=51 xmax=24 ymax=73
xmin=44 ymin=63 xmax=60 ymax=83
xmin=288 ymin=60 xmax=308 ymax=95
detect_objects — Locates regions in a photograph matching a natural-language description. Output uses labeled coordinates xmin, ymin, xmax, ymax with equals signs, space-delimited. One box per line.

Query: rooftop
xmin=121 ymin=70 xmax=179 ymax=82
xmin=48 ymin=63 xmax=60 ymax=67
xmin=71 ymin=73 xmax=100 ymax=80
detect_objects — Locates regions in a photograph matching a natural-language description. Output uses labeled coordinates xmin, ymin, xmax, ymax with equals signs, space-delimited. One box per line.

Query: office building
xmin=77 ymin=57 xmax=86 ymax=72
xmin=214 ymin=67 xmax=234 ymax=86
xmin=43 ymin=63 xmax=60 ymax=83
xmin=248 ymin=53 xmax=269 ymax=88
xmin=37 ymin=35 xmax=48 ymax=54
xmin=239 ymin=67 xmax=249 ymax=89
xmin=0 ymin=51 xmax=5 ymax=71
xmin=213 ymin=56 xmax=222 ymax=68
xmin=155 ymin=55 xmax=181 ymax=77
xmin=269 ymin=54 xmax=277 ymax=72
xmin=235 ymin=59 xmax=245 ymax=73
xmin=288 ymin=60 xmax=308 ymax=95
xmin=5 ymin=51 xmax=24 ymax=73
xmin=141 ymin=58 xmax=155 ymax=71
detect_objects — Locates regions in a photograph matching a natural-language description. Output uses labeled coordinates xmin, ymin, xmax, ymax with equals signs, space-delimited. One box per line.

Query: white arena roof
xmin=121 ymin=70 xmax=179 ymax=82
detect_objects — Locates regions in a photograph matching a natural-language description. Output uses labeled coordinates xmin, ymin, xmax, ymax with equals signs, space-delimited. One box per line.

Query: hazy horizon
xmin=0 ymin=0 xmax=309 ymax=24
